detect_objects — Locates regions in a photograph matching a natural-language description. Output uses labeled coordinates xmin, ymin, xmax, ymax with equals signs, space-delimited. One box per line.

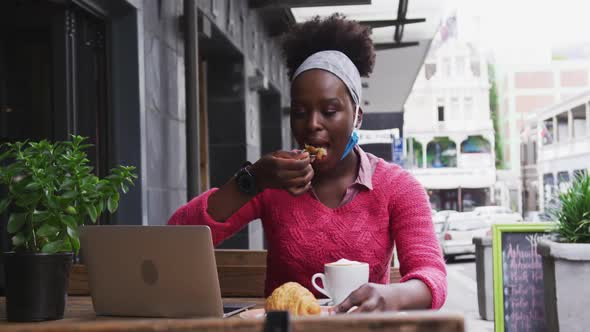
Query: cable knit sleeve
xmin=167 ymin=188 xmax=264 ymax=246
xmin=388 ymin=169 xmax=447 ymax=309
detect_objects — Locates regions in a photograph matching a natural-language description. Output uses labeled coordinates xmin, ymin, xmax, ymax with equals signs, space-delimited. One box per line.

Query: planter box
xmin=537 ymin=239 xmax=590 ymax=332
xmin=473 ymin=236 xmax=493 ymax=321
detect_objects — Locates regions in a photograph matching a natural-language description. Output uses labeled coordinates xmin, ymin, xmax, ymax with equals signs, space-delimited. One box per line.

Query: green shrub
xmin=0 ymin=136 xmax=136 ymax=253
xmin=552 ymin=172 xmax=590 ymax=243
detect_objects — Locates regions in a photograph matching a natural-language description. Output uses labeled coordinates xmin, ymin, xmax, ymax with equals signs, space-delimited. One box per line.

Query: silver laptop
xmin=80 ymin=225 xmax=255 ymax=318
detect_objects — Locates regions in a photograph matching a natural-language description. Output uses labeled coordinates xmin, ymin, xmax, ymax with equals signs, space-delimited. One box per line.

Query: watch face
xmin=238 ymin=170 xmax=256 ymax=194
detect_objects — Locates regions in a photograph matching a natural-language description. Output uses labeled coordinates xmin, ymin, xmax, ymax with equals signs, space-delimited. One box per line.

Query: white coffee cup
xmin=311 ymin=259 xmax=369 ymax=305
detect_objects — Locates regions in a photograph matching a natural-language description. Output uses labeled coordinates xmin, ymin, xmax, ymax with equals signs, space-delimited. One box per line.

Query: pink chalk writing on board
xmin=501 ymin=232 xmax=550 ymax=332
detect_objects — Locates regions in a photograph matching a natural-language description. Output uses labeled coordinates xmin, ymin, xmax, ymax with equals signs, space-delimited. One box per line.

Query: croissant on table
xmin=265 ymin=282 xmax=321 ymax=316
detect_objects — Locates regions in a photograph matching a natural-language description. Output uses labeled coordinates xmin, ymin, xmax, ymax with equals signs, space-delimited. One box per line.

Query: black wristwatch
xmin=235 ymin=161 xmax=257 ymax=195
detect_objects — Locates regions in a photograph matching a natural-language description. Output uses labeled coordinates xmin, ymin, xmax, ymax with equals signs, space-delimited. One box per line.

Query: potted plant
xmin=537 ymin=172 xmax=590 ymax=332
xmin=0 ymin=136 xmax=136 ymax=322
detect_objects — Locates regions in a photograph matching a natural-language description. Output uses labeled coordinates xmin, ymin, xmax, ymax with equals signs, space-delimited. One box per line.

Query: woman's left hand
xmin=334 ymin=279 xmax=432 ymax=313
xmin=334 ymin=283 xmax=399 ymax=313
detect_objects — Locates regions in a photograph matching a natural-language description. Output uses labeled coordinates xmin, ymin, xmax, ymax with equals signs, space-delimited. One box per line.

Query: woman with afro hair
xmin=169 ymin=14 xmax=447 ymax=312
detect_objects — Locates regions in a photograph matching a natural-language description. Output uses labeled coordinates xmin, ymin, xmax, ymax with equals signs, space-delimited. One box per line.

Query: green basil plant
xmin=0 ymin=136 xmax=136 ymax=254
xmin=551 ymin=171 xmax=590 ymax=243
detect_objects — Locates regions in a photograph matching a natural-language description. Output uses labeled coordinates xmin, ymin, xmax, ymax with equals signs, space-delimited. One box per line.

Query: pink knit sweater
xmin=167 ymin=160 xmax=447 ymax=309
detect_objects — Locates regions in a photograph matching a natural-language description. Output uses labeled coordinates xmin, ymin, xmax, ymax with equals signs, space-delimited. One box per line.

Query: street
xmin=441 ymin=255 xmax=494 ymax=332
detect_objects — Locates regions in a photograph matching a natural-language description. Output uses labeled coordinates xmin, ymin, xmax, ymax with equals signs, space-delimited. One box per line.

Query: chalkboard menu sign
xmin=492 ymin=223 xmax=555 ymax=332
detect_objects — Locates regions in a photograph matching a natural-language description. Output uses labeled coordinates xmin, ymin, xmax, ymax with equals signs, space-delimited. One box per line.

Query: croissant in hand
xmin=265 ymin=282 xmax=321 ymax=316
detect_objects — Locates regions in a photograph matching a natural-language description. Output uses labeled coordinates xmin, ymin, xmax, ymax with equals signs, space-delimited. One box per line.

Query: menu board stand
xmin=492 ymin=223 xmax=555 ymax=332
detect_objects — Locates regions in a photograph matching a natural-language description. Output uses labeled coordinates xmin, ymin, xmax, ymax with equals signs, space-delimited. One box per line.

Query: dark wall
xmin=260 ymin=88 xmax=282 ymax=156
xmin=0 ymin=0 xmax=143 ymax=293
xmin=363 ymin=143 xmax=392 ymax=161
xmin=109 ymin=3 xmax=144 ymax=226
xmin=361 ymin=112 xmax=404 ymax=161
xmin=206 ymin=57 xmax=247 ymax=188
xmin=361 ymin=112 xmax=404 ymax=135
xmin=196 ymin=0 xmax=289 ymax=100
xmin=197 ymin=0 xmax=291 ymax=249
xmin=205 ymin=54 xmax=249 ymax=249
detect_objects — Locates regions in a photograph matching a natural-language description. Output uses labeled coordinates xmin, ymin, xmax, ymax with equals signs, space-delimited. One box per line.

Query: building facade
xmin=521 ymin=90 xmax=590 ymax=213
xmin=0 ymin=0 xmax=295 ymax=255
xmin=496 ymin=60 xmax=590 ymax=212
xmin=403 ymin=37 xmax=495 ymax=212
xmin=0 ymin=0 xmax=446 ymax=257
xmin=0 ymin=0 xmax=448 ymax=294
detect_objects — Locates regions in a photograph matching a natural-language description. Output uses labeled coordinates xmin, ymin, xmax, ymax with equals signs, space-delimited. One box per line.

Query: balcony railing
xmin=409 ymin=166 xmax=496 ymax=189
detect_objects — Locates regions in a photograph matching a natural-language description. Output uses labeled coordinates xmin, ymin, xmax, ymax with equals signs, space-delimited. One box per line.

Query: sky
xmin=291 ymin=0 xmax=590 ymax=65
xmin=451 ymin=0 xmax=590 ymax=64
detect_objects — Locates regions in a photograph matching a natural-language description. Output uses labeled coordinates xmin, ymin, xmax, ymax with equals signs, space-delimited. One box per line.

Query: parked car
xmin=440 ymin=212 xmax=490 ymax=261
xmin=524 ymin=211 xmax=553 ymax=222
xmin=436 ymin=210 xmax=458 ymax=219
xmin=433 ymin=214 xmax=447 ymax=235
xmin=473 ymin=205 xmax=523 ymax=223
xmin=433 ymin=210 xmax=458 ymax=252
xmin=433 ymin=213 xmax=448 ymax=250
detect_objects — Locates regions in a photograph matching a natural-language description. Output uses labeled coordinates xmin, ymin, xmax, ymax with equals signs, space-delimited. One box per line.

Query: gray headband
xmin=292 ymin=50 xmax=362 ymax=106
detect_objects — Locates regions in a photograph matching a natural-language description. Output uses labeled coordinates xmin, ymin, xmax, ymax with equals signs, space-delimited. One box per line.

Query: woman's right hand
xmin=250 ymin=150 xmax=314 ymax=196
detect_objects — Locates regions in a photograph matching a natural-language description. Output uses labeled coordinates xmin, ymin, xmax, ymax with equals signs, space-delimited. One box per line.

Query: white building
xmin=496 ymin=60 xmax=590 ymax=213
xmin=522 ymin=90 xmax=590 ymax=213
xmin=403 ymin=37 xmax=495 ymax=212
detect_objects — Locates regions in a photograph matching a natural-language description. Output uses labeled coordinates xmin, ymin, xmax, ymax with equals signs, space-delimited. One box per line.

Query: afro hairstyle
xmin=281 ymin=13 xmax=376 ymax=80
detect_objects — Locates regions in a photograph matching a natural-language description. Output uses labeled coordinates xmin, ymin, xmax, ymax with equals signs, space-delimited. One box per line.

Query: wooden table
xmin=0 ymin=296 xmax=464 ymax=332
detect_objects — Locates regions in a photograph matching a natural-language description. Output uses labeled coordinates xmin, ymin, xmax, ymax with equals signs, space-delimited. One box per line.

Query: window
xmin=558 ymin=171 xmax=571 ymax=193
xmin=470 ymin=60 xmax=481 ymax=77
xmin=425 ymin=63 xmax=437 ymax=80
xmin=438 ymin=106 xmax=445 ymax=122
xmin=574 ymin=169 xmax=588 ymax=179
xmin=523 ymin=140 xmax=537 ymax=166
xmin=464 ymin=97 xmax=473 ymax=119
xmin=456 ymin=57 xmax=465 ymax=76
xmin=543 ymin=173 xmax=555 ymax=186
xmin=0 ymin=2 xmax=109 ymax=175
xmin=558 ymin=171 xmax=570 ymax=183
xmin=427 ymin=138 xmax=457 ymax=168
xmin=461 ymin=135 xmax=491 ymax=153
xmin=0 ymin=1 xmax=115 ymax=233
xmin=543 ymin=173 xmax=555 ymax=207
xmin=450 ymin=97 xmax=460 ymax=120
xmin=442 ymin=57 xmax=451 ymax=77
xmin=556 ymin=112 xmax=569 ymax=142
xmin=572 ymin=104 xmax=587 ymax=138
xmin=410 ymin=138 xmax=424 ymax=168
xmin=542 ymin=118 xmax=554 ymax=145
xmin=437 ymin=97 xmax=445 ymax=122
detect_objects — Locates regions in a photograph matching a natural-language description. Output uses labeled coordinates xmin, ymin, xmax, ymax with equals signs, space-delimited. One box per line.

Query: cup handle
xmin=311 ymin=273 xmax=331 ymax=299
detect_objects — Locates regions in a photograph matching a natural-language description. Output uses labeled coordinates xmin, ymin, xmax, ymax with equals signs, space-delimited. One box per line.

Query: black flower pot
xmin=3 ymin=251 xmax=73 ymax=322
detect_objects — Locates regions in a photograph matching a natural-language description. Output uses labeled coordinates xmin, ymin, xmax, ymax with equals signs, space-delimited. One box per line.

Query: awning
xmin=291 ymin=0 xmax=449 ymax=113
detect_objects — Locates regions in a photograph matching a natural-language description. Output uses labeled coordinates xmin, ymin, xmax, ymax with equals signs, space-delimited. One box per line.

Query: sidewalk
xmin=443 ymin=259 xmax=494 ymax=332
xmin=461 ymin=310 xmax=493 ymax=332
xmin=440 ymin=306 xmax=493 ymax=331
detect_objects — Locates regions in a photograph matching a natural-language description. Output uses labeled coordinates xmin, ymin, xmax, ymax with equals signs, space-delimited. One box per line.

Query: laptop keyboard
xmin=223 ymin=305 xmax=245 ymax=314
